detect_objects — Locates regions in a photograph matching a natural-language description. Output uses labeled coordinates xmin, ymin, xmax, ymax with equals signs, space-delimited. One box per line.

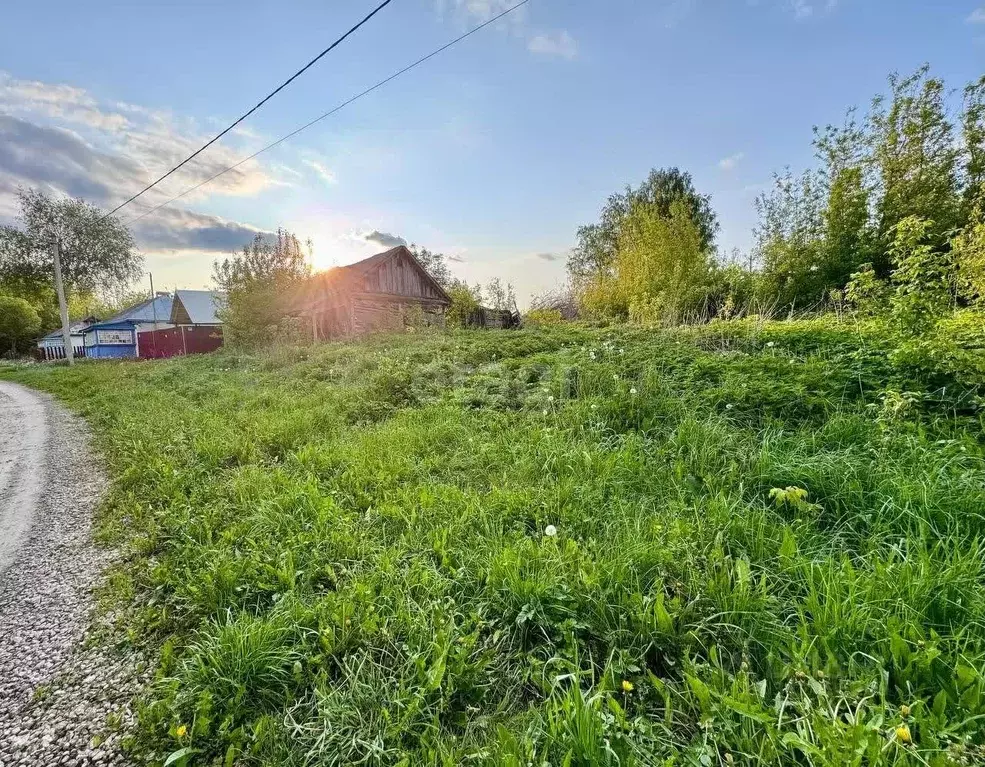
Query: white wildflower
xmin=630 ymin=387 xmax=638 ymax=395
xmin=766 ymin=341 xmax=775 ymax=348
xmin=544 ymin=525 xmax=558 ymax=537
xmin=725 ymin=403 xmax=734 ymax=410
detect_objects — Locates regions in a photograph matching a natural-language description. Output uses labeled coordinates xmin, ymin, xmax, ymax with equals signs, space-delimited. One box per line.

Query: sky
xmin=1 ymin=0 xmax=983 ymax=306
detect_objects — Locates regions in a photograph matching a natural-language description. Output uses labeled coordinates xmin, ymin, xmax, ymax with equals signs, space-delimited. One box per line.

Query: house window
xmin=96 ymin=329 xmax=132 ymax=345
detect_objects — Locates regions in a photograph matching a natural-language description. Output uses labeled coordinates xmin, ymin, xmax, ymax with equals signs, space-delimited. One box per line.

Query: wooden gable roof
xmin=297 ymin=246 xmax=451 ymax=312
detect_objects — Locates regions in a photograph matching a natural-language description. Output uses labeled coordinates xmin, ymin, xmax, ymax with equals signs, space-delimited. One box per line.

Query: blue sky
xmin=1 ymin=0 xmax=982 ymax=304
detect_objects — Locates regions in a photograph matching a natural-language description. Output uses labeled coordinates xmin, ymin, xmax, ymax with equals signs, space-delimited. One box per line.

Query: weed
xmin=3 ymin=318 xmax=984 ymax=764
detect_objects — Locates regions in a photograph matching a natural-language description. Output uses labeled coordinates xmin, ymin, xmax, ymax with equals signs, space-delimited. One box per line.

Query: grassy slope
xmin=3 ymin=319 xmax=985 ymax=766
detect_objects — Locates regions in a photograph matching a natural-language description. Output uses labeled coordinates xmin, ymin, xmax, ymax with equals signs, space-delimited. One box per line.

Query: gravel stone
xmin=0 ymin=381 xmax=143 ymax=766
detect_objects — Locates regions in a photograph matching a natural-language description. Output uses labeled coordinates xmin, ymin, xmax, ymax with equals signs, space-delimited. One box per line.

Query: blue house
xmin=83 ymin=293 xmax=174 ymax=359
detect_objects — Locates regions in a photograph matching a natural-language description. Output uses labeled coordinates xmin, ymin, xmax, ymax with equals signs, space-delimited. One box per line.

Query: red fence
xmin=138 ymin=326 xmax=224 ymax=359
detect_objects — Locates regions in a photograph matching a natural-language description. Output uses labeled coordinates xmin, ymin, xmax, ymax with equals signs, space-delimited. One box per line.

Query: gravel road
xmin=0 ymin=380 xmax=142 ymax=766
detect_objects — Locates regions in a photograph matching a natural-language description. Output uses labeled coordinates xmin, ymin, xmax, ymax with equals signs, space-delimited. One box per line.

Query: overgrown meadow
xmin=4 ymin=319 xmax=985 ymax=766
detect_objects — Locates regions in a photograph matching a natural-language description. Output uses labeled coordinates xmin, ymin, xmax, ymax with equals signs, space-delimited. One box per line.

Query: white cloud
xmin=789 ymin=0 xmax=837 ymax=19
xmin=359 ymin=230 xmax=408 ymax=249
xmin=968 ymin=7 xmax=985 ymax=23
xmin=527 ymin=30 xmax=578 ymax=59
xmin=304 ymin=159 xmax=337 ymax=185
xmin=439 ymin=0 xmax=527 ymax=26
xmin=719 ymin=152 xmax=745 ymax=171
xmin=436 ymin=0 xmax=576 ymax=61
xmin=0 ymin=74 xmax=129 ymax=132
xmin=0 ymin=72 xmax=280 ymax=208
xmin=0 ymin=73 xmax=280 ymax=258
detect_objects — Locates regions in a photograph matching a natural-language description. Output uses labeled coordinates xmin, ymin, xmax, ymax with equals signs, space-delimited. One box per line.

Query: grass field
xmin=4 ymin=318 xmax=985 ymax=766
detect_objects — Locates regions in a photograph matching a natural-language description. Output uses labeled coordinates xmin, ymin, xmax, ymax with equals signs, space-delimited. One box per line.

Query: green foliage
xmin=0 ymin=295 xmax=41 ymax=355
xmin=408 ymin=244 xmax=452 ymax=288
xmin=749 ymin=65 xmax=982 ymax=312
xmin=844 ymin=263 xmax=889 ymax=316
xmin=953 ymin=194 xmax=985 ymax=302
xmin=870 ymin=66 xmax=961 ymax=248
xmin=445 ymin=280 xmax=481 ymax=328
xmin=0 ymin=187 xmax=141 ymax=295
xmin=754 ymin=169 xmax=827 ymax=306
xmin=961 ymin=77 xmax=985 ymax=218
xmin=889 ymin=216 xmax=955 ymax=336
xmin=579 ymin=200 xmax=716 ymax=324
xmin=568 ymin=167 xmax=718 ymax=284
xmin=212 ymin=229 xmax=311 ymax=349
xmin=616 ymin=199 xmax=715 ymax=323
xmin=523 ymin=308 xmax=564 ymax=327
xmin=5 ymin=318 xmax=985 ymax=764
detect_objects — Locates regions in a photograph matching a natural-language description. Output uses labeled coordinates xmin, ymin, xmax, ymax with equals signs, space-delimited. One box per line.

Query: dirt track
xmin=0 ymin=380 xmax=140 ymax=765
xmin=0 ymin=381 xmax=49 ymax=573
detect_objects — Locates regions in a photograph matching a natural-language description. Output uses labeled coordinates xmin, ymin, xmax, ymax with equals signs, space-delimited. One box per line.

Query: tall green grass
xmin=4 ymin=318 xmax=984 ymax=765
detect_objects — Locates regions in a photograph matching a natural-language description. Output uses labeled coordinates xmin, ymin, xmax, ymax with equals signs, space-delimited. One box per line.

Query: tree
xmin=408 ymin=245 xmax=452 ymax=288
xmin=613 ymin=199 xmax=714 ymax=323
xmin=869 ymin=66 xmax=960 ymax=249
xmin=754 ymin=169 xmax=827 ymax=306
xmin=813 ymin=111 xmax=879 ymax=279
xmin=961 ymin=75 xmax=985 ymax=219
xmin=0 ymin=189 xmax=141 ymax=293
xmin=822 ymin=165 xmax=876 ymax=282
xmin=568 ymin=168 xmax=718 ymax=283
xmin=0 ymin=188 xmax=141 ymax=362
xmin=446 ymin=280 xmax=481 ymax=328
xmin=953 ymin=195 xmax=985 ymax=302
xmin=212 ymin=229 xmax=311 ymax=348
xmin=0 ymin=296 xmax=41 ymax=356
xmin=484 ymin=277 xmax=516 ymax=311
xmin=889 ymin=216 xmax=954 ymax=335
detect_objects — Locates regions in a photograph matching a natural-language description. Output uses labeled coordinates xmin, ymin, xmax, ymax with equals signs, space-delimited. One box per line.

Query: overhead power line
xmin=125 ymin=0 xmax=531 ymax=227
xmin=103 ymin=0 xmax=397 ymax=219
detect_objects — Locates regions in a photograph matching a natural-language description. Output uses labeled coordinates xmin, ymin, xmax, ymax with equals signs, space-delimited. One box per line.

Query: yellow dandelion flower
xmin=176 ymin=724 xmax=188 ymax=738
xmin=621 ymin=679 xmax=634 ymax=693
xmin=895 ymin=724 xmax=911 ymax=744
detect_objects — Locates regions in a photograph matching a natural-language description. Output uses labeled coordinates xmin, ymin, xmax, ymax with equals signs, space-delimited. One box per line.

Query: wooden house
xmin=295 ymin=246 xmax=451 ymax=340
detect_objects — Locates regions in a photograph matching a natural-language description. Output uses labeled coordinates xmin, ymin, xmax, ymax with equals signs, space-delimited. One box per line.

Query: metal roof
xmin=107 ymin=293 xmax=174 ymax=324
xmin=41 ymin=320 xmax=92 ymax=340
xmin=172 ymin=290 xmax=224 ymax=325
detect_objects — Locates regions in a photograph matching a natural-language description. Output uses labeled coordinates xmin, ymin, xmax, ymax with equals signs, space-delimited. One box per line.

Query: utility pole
xmin=150 ymin=273 xmax=159 ymax=328
xmin=52 ymin=239 xmax=73 ymax=366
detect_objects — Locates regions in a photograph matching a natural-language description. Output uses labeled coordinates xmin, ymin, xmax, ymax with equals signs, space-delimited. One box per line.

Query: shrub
xmin=523 ymin=308 xmax=564 ymax=327
xmin=0 ymin=295 xmax=41 ymax=356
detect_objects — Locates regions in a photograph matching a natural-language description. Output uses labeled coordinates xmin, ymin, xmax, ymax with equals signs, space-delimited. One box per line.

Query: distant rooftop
xmin=171 ymin=290 xmax=224 ymax=325
xmin=106 ymin=293 xmax=174 ymax=324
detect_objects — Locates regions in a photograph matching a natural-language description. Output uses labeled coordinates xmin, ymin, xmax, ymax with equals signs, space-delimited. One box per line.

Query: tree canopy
xmin=0 ymin=188 xmax=141 ymax=295
xmin=213 ymin=229 xmax=311 ymax=348
xmin=568 ymin=167 xmax=718 ymax=283
xmin=0 ymin=295 xmax=42 ymax=355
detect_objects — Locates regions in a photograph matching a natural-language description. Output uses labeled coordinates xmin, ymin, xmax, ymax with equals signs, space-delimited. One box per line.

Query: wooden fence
xmin=37 ymin=345 xmax=87 ymax=361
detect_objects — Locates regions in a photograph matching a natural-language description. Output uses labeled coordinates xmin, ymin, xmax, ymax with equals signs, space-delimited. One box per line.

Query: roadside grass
xmin=3 ymin=317 xmax=985 ymax=765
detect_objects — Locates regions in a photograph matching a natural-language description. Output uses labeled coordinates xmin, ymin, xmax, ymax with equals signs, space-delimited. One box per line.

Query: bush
xmin=0 ymin=295 xmax=41 ymax=356
xmin=523 ymin=308 xmax=564 ymax=327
